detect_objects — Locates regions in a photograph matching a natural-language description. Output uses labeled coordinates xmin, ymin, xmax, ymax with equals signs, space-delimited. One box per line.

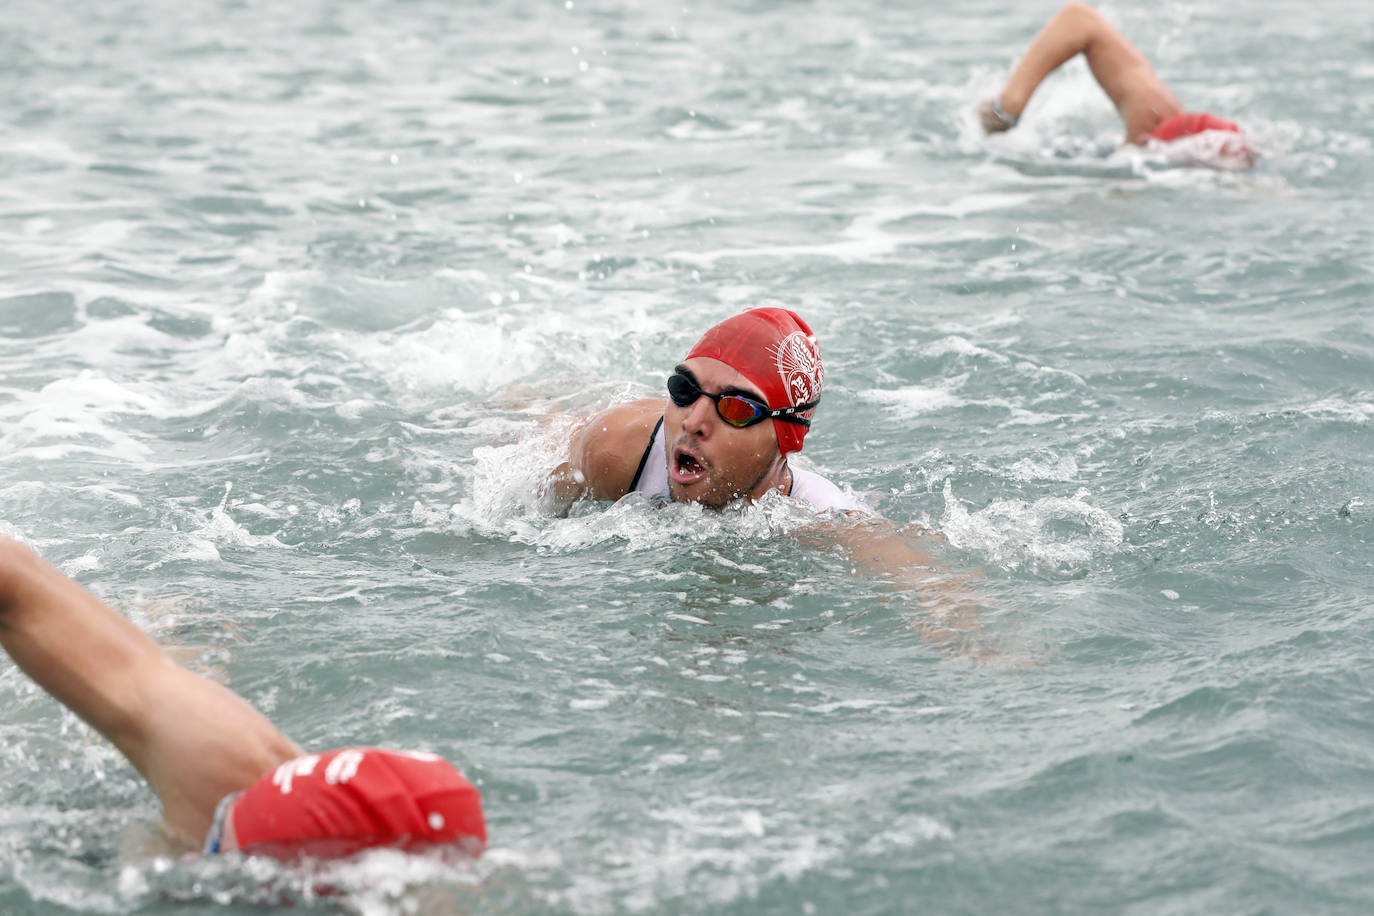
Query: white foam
xmin=671 ymin=205 xmax=917 ymax=265
xmin=919 ymin=335 xmax=1009 ymax=362
xmin=811 ymin=698 xmax=890 ymax=714
xmin=907 ymin=192 xmax=1035 ymax=218
xmin=1299 ymin=396 xmax=1374 ymax=424
xmin=860 ymin=385 xmax=964 ymax=418
xmin=858 ymin=813 xmax=955 ymax=855
xmin=836 ymin=148 xmax=886 ymax=170
xmin=61 ymin=551 xmax=102 ymax=574
xmin=0 ymin=368 xmax=237 ymax=466
xmin=442 ymin=415 xmax=827 ymax=553
xmin=120 ymin=843 xmax=491 ymax=913
xmin=1141 ymin=129 xmax=1256 ymax=173
xmin=0 ymin=520 xmax=32 ymax=543
xmin=1007 ymin=453 xmax=1079 ymax=482
xmin=939 ymin=480 xmax=1122 ymax=574
xmin=0 ymin=372 xmax=156 ymax=463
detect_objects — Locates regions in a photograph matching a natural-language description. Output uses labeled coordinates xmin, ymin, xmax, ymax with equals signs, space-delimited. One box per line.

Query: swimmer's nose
xmin=683 ymin=393 xmax=716 ymax=437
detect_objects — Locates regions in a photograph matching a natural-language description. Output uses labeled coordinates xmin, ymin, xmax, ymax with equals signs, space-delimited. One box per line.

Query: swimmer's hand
xmin=809 ymin=518 xmax=1031 ymax=667
xmin=978 ymin=97 xmax=1018 ymax=134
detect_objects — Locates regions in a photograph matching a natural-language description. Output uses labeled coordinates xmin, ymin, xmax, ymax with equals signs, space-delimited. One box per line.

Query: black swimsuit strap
xmin=628 ymin=416 xmax=664 ymax=492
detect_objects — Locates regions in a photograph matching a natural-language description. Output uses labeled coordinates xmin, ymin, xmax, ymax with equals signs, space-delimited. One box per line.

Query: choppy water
xmin=2 ymin=0 xmax=1372 ymax=912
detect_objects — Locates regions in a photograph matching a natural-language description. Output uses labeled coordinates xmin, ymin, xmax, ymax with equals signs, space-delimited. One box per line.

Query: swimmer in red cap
xmin=978 ymin=2 xmax=1252 ymax=166
xmin=551 ymin=307 xmax=864 ymax=512
xmin=547 ymin=309 xmax=1014 ymax=658
xmin=0 ymin=536 xmax=485 ymax=859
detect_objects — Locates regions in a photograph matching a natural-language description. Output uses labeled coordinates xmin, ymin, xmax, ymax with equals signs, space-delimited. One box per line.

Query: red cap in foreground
xmin=230 ymin=748 xmax=486 ymax=859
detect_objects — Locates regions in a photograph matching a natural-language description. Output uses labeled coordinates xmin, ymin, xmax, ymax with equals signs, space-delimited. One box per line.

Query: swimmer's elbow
xmin=0 ymin=536 xmax=42 ymax=624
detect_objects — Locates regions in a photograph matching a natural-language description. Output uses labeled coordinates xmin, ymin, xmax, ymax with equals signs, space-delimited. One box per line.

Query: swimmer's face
xmin=664 ymin=357 xmax=786 ymax=508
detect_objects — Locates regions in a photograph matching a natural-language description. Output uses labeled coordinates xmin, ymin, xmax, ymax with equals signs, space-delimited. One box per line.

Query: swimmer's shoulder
xmin=571 ymin=399 xmax=662 ymax=498
xmin=789 ymin=464 xmax=870 ymax=514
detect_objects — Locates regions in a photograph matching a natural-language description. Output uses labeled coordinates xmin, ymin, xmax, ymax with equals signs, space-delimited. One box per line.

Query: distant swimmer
xmin=0 ymin=536 xmax=485 ymax=859
xmin=551 ymin=307 xmax=864 ymax=513
xmin=979 ymin=1 xmax=1253 ymax=166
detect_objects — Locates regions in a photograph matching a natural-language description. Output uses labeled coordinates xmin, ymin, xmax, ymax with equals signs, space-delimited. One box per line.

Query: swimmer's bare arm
xmin=981 ymin=1 xmax=1182 ymax=143
xmin=548 ymin=399 xmax=664 ymax=513
xmin=0 ymin=537 xmax=301 ymax=847
xmin=817 ymin=518 xmax=1005 ymax=661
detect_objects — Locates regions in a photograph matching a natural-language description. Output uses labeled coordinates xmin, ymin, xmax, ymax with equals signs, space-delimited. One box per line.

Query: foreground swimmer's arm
xmin=547 ymin=399 xmax=663 ymax=513
xmin=816 ymin=519 xmax=1012 ymax=663
xmin=0 ymin=536 xmax=302 ymax=847
xmin=981 ymin=1 xmax=1182 ymax=144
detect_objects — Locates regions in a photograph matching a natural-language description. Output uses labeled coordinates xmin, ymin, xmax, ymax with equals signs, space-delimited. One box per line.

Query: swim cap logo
xmin=325 ymin=749 xmax=366 ymax=785
xmin=774 ymin=332 xmax=823 ymax=407
xmin=272 ymin=754 xmax=321 ymax=795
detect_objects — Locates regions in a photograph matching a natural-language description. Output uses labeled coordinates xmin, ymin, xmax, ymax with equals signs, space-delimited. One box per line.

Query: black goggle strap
xmin=765 ymin=399 xmax=819 ymax=427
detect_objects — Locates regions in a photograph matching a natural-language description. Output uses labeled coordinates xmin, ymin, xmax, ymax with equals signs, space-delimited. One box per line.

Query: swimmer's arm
xmin=817 ymin=518 xmax=1006 ymax=662
xmin=982 ymin=1 xmax=1181 ymax=141
xmin=0 ymin=537 xmax=300 ymax=846
xmin=547 ymin=399 xmax=663 ymax=513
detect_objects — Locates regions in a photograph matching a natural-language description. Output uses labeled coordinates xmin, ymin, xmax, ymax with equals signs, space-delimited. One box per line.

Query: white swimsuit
xmin=628 ymin=417 xmax=868 ymax=513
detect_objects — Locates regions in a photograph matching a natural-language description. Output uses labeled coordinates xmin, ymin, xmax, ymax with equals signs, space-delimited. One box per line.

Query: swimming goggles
xmin=667 ymin=373 xmax=817 ymax=429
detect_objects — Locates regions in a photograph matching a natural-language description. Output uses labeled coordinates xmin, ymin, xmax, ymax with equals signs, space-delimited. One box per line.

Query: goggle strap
xmin=767 ymin=399 xmax=820 ymax=424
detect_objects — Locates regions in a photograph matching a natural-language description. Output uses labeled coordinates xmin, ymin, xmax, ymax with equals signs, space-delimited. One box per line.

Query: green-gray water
xmin=2 ymin=0 xmax=1372 ymax=912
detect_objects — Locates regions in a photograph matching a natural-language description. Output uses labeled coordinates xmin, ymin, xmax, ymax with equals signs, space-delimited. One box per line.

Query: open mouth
xmin=670 ymin=446 xmax=707 ymax=485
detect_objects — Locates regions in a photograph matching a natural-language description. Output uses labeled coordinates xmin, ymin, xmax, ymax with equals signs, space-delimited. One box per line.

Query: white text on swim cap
xmin=272 ymin=754 xmax=321 ymax=795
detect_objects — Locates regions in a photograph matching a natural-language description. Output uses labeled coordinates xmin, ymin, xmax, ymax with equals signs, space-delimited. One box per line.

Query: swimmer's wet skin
xmin=549 ymin=309 xmax=1004 ymax=660
xmin=979 ymin=1 xmax=1254 ymax=168
xmin=0 ymin=536 xmax=486 ymax=860
xmin=552 ymin=307 xmax=860 ymax=513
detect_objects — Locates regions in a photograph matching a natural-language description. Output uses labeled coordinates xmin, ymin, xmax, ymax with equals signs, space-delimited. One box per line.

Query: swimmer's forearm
xmin=999 ymin=2 xmax=1108 ymax=118
xmin=821 ymin=522 xmax=1014 ymax=662
xmin=0 ymin=536 xmax=165 ymax=746
xmin=0 ymin=537 xmax=301 ymax=845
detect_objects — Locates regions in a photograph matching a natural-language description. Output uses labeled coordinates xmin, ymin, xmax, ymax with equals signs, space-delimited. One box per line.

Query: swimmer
xmin=548 ymin=307 xmax=1007 ymax=659
xmin=979 ymin=1 xmax=1252 ymax=164
xmin=0 ymin=536 xmax=486 ymax=859
xmin=551 ymin=307 xmax=863 ymax=513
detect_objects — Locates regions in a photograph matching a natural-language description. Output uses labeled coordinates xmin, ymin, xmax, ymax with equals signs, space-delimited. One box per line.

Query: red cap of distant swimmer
xmin=1151 ymin=111 xmax=1241 ymax=142
xmin=229 ymin=748 xmax=486 ymax=859
xmin=686 ymin=308 xmax=824 ymax=455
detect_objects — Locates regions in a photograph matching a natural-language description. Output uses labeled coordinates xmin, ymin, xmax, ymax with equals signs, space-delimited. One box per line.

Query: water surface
xmin=1 ymin=0 xmax=1372 ymax=912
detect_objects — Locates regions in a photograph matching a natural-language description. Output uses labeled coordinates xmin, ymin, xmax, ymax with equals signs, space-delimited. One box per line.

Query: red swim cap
xmin=686 ymin=308 xmax=823 ymax=455
xmin=230 ymin=748 xmax=486 ymax=859
xmin=1150 ymin=112 xmax=1240 ymax=142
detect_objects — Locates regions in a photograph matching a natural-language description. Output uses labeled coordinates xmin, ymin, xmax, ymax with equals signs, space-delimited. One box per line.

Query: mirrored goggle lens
xmin=715 ymin=396 xmax=765 ymax=427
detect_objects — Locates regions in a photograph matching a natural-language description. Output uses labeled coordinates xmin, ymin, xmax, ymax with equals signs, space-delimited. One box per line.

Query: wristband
xmin=990 ymin=96 xmax=1019 ymax=128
